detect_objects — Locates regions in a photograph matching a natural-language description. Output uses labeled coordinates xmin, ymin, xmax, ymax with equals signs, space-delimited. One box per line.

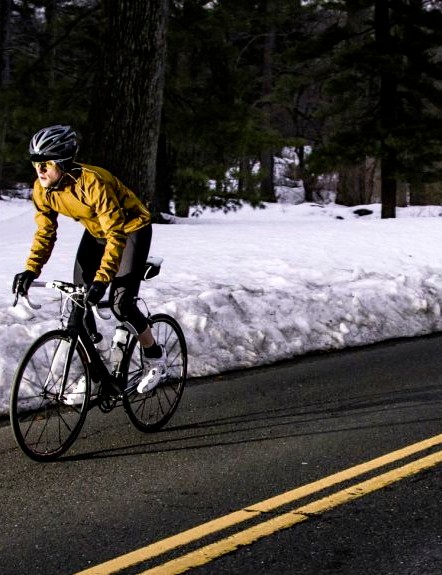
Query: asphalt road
xmin=0 ymin=334 xmax=441 ymax=575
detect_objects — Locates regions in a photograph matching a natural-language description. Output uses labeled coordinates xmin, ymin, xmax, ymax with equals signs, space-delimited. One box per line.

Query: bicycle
xmin=9 ymin=257 xmax=187 ymax=462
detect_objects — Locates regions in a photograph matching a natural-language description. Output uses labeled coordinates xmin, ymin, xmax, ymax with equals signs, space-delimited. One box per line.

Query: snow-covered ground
xmin=2 ymin=196 xmax=442 ymax=416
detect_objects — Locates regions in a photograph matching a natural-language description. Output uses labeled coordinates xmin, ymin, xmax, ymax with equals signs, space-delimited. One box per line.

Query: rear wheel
xmin=10 ymin=330 xmax=90 ymax=462
xmin=123 ymin=314 xmax=187 ymax=431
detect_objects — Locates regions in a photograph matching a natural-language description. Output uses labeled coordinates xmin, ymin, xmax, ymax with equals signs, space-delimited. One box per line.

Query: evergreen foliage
xmin=1 ymin=0 xmax=442 ymax=218
xmin=161 ymin=0 xmax=297 ymax=214
xmin=304 ymin=0 xmax=442 ymax=216
xmin=0 ymin=0 xmax=99 ymax=187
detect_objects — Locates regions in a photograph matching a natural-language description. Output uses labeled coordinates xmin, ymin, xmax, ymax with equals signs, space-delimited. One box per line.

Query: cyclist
xmin=12 ymin=124 xmax=166 ymax=398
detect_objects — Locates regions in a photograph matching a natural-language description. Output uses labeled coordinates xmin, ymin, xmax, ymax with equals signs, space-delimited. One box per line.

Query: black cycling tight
xmin=73 ymin=225 xmax=152 ymax=334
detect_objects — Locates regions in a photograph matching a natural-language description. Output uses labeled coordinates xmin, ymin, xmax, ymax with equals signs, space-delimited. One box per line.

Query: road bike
xmin=9 ymin=257 xmax=187 ymax=462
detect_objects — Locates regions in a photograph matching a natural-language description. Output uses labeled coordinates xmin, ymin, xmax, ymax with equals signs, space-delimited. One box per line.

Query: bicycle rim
xmin=123 ymin=314 xmax=187 ymax=431
xmin=10 ymin=330 xmax=90 ymax=462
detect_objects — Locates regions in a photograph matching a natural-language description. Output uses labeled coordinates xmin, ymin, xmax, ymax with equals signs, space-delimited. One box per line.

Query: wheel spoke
xmin=123 ymin=314 xmax=187 ymax=432
xmin=10 ymin=331 xmax=90 ymax=461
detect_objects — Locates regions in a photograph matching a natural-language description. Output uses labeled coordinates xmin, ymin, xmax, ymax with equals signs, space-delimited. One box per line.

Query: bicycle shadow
xmin=60 ymin=382 xmax=442 ymax=462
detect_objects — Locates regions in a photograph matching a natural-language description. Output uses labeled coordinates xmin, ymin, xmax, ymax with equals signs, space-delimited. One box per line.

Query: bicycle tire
xmin=10 ymin=329 xmax=90 ymax=462
xmin=123 ymin=313 xmax=187 ymax=432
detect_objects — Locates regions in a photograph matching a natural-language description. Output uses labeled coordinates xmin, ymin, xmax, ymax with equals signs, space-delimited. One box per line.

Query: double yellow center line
xmin=76 ymin=433 xmax=442 ymax=575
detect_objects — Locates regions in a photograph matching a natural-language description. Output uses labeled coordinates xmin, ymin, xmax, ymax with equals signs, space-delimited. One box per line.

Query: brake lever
xmin=24 ymin=294 xmax=42 ymax=310
xmin=12 ymin=291 xmax=42 ymax=310
xmin=23 ymin=294 xmax=42 ymax=310
xmin=92 ymin=305 xmax=112 ymax=320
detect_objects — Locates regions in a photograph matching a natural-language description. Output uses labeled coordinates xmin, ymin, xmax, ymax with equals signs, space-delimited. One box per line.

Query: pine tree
xmin=0 ymin=0 xmax=99 ymax=189
xmin=305 ymin=0 xmax=442 ymax=217
xmin=161 ymin=0 xmax=313 ymax=216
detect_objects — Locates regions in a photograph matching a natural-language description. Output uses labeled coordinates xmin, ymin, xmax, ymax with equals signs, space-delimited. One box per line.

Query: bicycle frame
xmin=66 ymin=296 xmax=125 ymax=403
xmin=23 ymin=282 xmax=144 ymax=401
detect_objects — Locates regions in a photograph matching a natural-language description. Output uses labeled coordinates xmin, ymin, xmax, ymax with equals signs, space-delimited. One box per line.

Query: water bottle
xmin=95 ymin=336 xmax=111 ymax=364
xmin=110 ymin=325 xmax=129 ymax=376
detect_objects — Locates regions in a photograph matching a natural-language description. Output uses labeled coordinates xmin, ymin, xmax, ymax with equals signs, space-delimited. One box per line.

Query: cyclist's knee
xmin=112 ymin=297 xmax=136 ymax=322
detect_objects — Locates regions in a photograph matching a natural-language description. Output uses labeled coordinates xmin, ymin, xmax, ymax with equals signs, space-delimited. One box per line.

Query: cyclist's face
xmin=33 ymin=161 xmax=63 ymax=188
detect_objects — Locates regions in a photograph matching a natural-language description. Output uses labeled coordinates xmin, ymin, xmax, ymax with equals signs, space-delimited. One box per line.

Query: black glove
xmin=85 ymin=281 xmax=107 ymax=305
xmin=12 ymin=270 xmax=36 ymax=295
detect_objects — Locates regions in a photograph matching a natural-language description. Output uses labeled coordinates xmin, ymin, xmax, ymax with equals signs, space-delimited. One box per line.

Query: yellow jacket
xmin=26 ymin=164 xmax=151 ymax=283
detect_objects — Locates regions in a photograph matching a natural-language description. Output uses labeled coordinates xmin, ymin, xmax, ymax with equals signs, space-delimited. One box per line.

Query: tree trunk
xmin=0 ymin=0 xmax=12 ymax=189
xmin=155 ymin=130 xmax=173 ymax=215
xmin=296 ymin=146 xmax=314 ymax=202
xmin=375 ymin=0 xmax=397 ymax=219
xmin=0 ymin=0 xmax=12 ymax=86
xmin=260 ymin=150 xmax=275 ymax=202
xmin=43 ymin=0 xmax=57 ymax=108
xmin=380 ymin=147 xmax=397 ymax=218
xmin=337 ymin=159 xmax=380 ymax=206
xmin=84 ymin=0 xmax=169 ymax=208
xmin=259 ymin=0 xmax=277 ymax=202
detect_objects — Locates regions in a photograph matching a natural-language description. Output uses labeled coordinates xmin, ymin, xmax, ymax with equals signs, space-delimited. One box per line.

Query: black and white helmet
xmin=29 ymin=125 xmax=79 ymax=170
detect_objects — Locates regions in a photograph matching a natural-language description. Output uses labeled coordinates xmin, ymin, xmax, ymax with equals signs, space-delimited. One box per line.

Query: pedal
xmin=98 ymin=394 xmax=118 ymax=413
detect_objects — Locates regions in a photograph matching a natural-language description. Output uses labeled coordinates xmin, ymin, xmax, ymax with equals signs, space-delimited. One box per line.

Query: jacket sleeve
xmin=86 ymin=177 xmax=128 ymax=283
xmin=26 ymin=189 xmax=58 ymax=277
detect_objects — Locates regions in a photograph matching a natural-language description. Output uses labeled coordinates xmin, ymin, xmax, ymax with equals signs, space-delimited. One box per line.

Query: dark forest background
xmin=1 ymin=0 xmax=442 ymax=219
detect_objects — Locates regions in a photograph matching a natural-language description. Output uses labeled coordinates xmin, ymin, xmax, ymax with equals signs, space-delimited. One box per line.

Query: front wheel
xmin=10 ymin=329 xmax=90 ymax=462
xmin=123 ymin=314 xmax=187 ymax=432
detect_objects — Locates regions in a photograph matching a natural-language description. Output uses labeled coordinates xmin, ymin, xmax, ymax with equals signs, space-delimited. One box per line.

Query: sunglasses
xmin=32 ymin=160 xmax=59 ymax=170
